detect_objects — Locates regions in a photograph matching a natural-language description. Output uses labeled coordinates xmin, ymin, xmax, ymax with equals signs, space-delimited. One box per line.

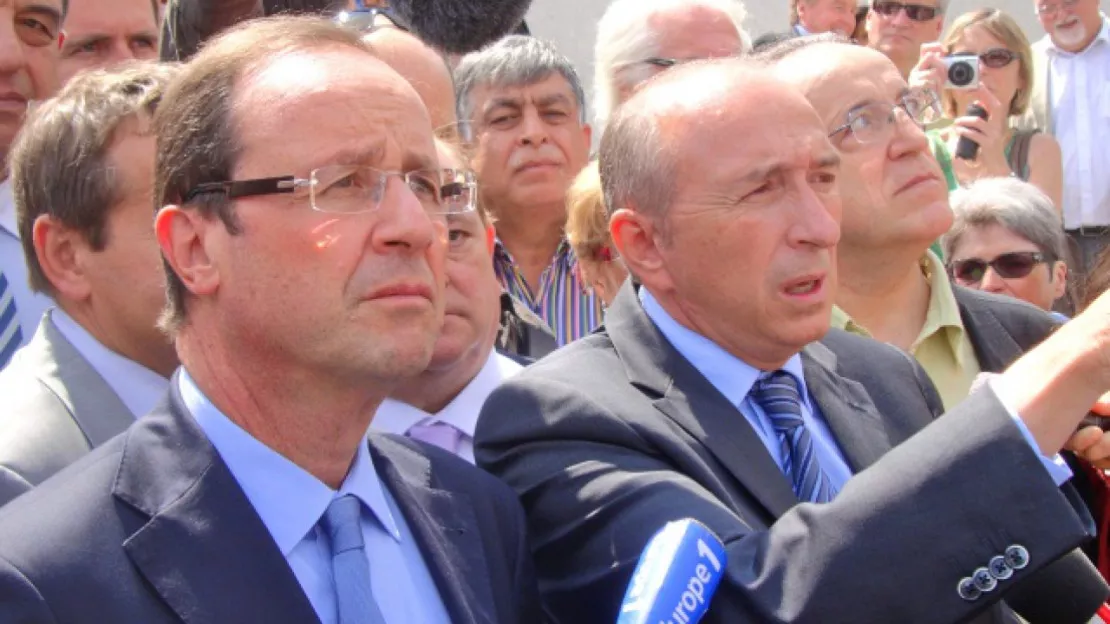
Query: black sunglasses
xmin=871 ymin=1 xmax=940 ymax=22
xmin=949 ymin=251 xmax=1050 ymax=284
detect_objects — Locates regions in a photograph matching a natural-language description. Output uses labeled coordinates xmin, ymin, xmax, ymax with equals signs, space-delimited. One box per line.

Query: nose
xmin=887 ymin=107 xmax=931 ymax=160
xmin=517 ymin=108 xmax=549 ymax=147
xmin=790 ymin=181 xmax=841 ymax=250
xmin=370 ymin=177 xmax=439 ymax=256
xmin=979 ymin=266 xmax=1008 ymax=294
xmin=890 ymin=7 xmax=912 ymax=27
xmin=0 ymin=21 xmax=28 ymax=76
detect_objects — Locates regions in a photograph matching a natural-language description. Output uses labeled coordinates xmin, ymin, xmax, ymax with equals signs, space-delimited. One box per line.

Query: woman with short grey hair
xmin=943 ymin=177 xmax=1069 ymax=313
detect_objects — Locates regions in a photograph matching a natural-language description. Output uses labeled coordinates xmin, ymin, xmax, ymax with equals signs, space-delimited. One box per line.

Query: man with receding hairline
xmin=57 ymin=0 xmax=159 ymax=84
xmin=476 ymin=54 xmax=1110 ymax=622
xmin=0 ymin=16 xmax=540 ymax=623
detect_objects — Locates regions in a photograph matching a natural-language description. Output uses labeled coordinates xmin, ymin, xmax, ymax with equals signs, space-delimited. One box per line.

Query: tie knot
xmin=406 ymin=421 xmax=463 ymax=454
xmin=752 ymin=371 xmax=804 ymax=432
xmin=321 ymin=494 xmax=365 ymax=554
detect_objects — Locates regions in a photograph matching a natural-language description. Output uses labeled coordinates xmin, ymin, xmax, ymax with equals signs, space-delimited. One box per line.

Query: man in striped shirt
xmin=455 ymin=36 xmax=599 ymax=346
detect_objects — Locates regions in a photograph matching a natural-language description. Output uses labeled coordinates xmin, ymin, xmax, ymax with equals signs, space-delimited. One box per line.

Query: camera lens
xmin=948 ymin=61 xmax=973 ymax=87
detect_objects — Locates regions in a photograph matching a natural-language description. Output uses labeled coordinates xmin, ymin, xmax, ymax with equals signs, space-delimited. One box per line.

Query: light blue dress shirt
xmin=641 ymin=289 xmax=853 ymax=490
xmin=178 ymin=371 xmax=452 ymax=624
xmin=640 ymin=289 xmax=1071 ymax=491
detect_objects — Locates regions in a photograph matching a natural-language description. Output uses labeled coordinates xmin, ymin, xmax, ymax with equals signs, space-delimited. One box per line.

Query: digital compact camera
xmin=943 ymin=55 xmax=980 ymax=90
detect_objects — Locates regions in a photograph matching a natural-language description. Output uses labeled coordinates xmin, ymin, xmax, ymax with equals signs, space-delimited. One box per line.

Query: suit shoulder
xmin=368 ymin=433 xmax=518 ymax=501
xmin=512 ymin=332 xmax=619 ymax=385
xmin=955 ymin=286 xmax=1058 ymax=343
xmin=820 ymin=328 xmax=914 ymax=362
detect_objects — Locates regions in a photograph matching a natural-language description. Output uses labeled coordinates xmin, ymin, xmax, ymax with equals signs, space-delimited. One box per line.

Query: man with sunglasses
xmin=0 ymin=17 xmax=543 ymax=622
xmin=865 ymin=0 xmax=945 ymax=79
xmin=1018 ymin=0 xmax=1110 ymax=273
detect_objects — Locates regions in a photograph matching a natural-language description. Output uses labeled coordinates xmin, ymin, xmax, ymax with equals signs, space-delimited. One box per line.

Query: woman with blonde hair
xmin=927 ymin=9 xmax=1063 ymax=212
xmin=565 ymin=161 xmax=628 ymax=307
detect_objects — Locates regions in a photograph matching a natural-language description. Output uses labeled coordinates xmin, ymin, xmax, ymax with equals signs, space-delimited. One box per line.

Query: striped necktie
xmin=751 ymin=371 xmax=838 ymax=503
xmin=0 ymin=269 xmax=21 ymax=369
xmin=320 ymin=495 xmax=388 ymax=624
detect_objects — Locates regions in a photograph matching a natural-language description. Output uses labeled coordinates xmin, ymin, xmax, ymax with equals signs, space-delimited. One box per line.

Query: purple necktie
xmin=406 ymin=422 xmax=463 ymax=454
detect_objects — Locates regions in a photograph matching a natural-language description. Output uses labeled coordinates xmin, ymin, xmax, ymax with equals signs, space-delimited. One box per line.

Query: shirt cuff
xmin=988 ymin=376 xmax=1073 ymax=486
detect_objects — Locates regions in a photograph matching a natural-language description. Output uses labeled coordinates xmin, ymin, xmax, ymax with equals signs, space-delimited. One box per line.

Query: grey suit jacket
xmin=476 ymin=284 xmax=1089 ymax=623
xmin=954 ymin=285 xmax=1059 ymax=373
xmin=0 ymin=312 xmax=134 ymax=506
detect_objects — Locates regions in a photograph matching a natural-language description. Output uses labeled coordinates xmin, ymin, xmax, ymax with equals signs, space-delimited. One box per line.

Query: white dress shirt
xmin=373 ymin=352 xmax=523 ymax=464
xmin=178 ymin=370 xmax=451 ymax=624
xmin=1040 ymin=15 xmax=1110 ymax=228
xmin=50 ymin=308 xmax=169 ymax=418
xmin=0 ymin=180 xmax=53 ymax=347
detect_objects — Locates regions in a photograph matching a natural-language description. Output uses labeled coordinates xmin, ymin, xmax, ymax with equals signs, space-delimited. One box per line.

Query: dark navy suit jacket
xmin=0 ymin=380 xmax=541 ymax=623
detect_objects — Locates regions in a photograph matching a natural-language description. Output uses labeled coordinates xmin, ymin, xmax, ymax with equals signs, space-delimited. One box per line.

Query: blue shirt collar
xmin=177 ymin=370 xmax=402 ymax=556
xmin=639 ymin=288 xmax=812 ymax=411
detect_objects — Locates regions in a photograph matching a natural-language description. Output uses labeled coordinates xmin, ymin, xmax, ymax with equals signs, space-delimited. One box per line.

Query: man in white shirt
xmin=1018 ymin=0 xmax=1110 ymax=271
xmin=374 ymin=139 xmax=523 ymax=463
xmin=0 ymin=62 xmax=178 ymax=507
xmin=0 ymin=0 xmax=65 ymax=367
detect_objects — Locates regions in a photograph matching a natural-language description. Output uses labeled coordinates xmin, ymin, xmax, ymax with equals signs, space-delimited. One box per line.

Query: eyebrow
xmin=741 ymin=152 xmax=841 ymax=182
xmin=484 ymin=92 xmax=574 ymax=113
xmin=22 ymin=3 xmax=62 ymax=23
xmin=61 ymin=34 xmax=108 ymax=54
xmin=317 ymin=143 xmax=385 ymax=171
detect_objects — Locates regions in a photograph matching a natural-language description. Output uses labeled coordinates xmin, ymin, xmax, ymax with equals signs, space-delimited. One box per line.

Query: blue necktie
xmin=0 ymin=270 xmax=22 ymax=369
xmin=320 ymin=495 xmax=388 ymax=624
xmin=751 ymin=371 xmax=838 ymax=503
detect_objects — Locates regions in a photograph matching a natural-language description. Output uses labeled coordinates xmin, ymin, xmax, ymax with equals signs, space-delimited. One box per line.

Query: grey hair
xmin=12 ymin=61 xmax=180 ymax=295
xmin=593 ymin=0 xmax=752 ymax=130
xmin=943 ymin=177 xmax=1067 ymax=265
xmin=454 ymin=35 xmax=587 ymax=126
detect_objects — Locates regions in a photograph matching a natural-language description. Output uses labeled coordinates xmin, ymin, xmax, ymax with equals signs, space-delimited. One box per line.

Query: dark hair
xmin=154 ymin=15 xmax=370 ymax=332
xmin=11 ymin=62 xmax=178 ymax=295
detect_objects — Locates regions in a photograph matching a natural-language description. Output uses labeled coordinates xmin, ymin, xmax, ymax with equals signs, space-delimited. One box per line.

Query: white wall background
xmin=522 ymin=0 xmax=1102 ymax=122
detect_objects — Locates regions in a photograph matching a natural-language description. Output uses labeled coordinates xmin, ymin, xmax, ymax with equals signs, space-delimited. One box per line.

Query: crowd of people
xmin=0 ymin=0 xmax=1109 ymax=621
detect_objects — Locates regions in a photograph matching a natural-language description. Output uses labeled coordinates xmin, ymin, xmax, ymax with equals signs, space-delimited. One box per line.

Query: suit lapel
xmin=801 ymin=343 xmax=892 ymax=472
xmin=33 ymin=313 xmax=134 ymax=447
xmin=607 ymin=284 xmax=798 ymax=519
xmin=370 ymin=436 xmax=494 ymax=624
xmin=954 ymin=287 xmax=1024 ymax=373
xmin=115 ymin=379 xmax=319 ymax=624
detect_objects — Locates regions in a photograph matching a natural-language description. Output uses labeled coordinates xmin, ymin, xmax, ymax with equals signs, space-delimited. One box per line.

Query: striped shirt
xmin=492 ymin=238 xmax=603 ymax=346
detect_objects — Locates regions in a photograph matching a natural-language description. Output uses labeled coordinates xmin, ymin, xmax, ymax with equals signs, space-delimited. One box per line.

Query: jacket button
xmin=988 ymin=555 xmax=1013 ymax=580
xmin=1004 ymin=545 xmax=1030 ymax=570
xmin=958 ymin=577 xmax=982 ymax=601
xmin=973 ymin=567 xmax=998 ymax=592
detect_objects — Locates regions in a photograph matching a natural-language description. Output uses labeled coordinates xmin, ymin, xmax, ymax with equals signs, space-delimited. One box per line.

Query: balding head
xmin=364 ymin=27 xmax=456 ymax=130
xmin=601 ymin=56 xmax=843 ymax=368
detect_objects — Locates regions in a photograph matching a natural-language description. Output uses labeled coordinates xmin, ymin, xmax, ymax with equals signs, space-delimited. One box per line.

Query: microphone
xmin=1004 ymin=549 xmax=1109 ymax=624
xmin=616 ymin=519 xmax=727 ymax=624
xmin=387 ymin=0 xmax=534 ymax=55
xmin=955 ymin=103 xmax=989 ymax=161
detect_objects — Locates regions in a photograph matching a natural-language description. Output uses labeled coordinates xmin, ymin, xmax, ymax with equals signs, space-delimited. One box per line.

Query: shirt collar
xmin=178 ymin=370 xmax=403 ymax=555
xmin=373 ymin=351 xmax=523 ymax=438
xmin=830 ymin=252 xmax=967 ymax=364
xmin=639 ymin=287 xmax=812 ymax=411
xmin=50 ymin=308 xmax=170 ymax=418
xmin=1044 ymin=13 xmax=1110 ymax=56
xmin=493 ymin=236 xmax=575 ymax=268
xmin=0 ymin=181 xmax=16 ymax=238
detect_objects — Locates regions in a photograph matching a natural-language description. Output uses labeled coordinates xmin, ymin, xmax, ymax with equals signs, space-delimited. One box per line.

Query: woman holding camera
xmin=911 ymin=9 xmax=1064 ymax=213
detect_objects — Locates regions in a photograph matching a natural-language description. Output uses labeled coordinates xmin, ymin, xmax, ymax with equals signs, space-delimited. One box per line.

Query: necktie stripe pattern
xmin=751 ymin=371 xmax=838 ymax=503
xmin=320 ymin=495 xmax=388 ymax=624
xmin=0 ymin=271 xmax=21 ymax=369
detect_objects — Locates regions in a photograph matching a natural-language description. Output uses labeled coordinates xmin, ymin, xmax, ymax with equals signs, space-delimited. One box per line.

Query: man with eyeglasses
xmin=475 ymin=51 xmax=1110 ymax=623
xmin=1017 ymin=0 xmax=1110 ymax=274
xmin=0 ymin=16 xmax=542 ymax=622
xmin=865 ymin=0 xmax=945 ymax=79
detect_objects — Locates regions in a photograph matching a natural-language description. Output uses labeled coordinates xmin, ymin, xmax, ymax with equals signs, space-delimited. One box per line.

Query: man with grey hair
xmin=865 ymin=0 xmax=946 ymax=78
xmin=593 ymin=0 xmax=750 ymax=132
xmin=790 ymin=0 xmax=858 ymax=37
xmin=455 ymin=35 xmax=596 ymax=346
xmin=476 ymin=54 xmax=1110 ymax=623
xmin=944 ymin=177 xmax=1070 ymax=313
xmin=0 ymin=62 xmax=178 ymax=507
